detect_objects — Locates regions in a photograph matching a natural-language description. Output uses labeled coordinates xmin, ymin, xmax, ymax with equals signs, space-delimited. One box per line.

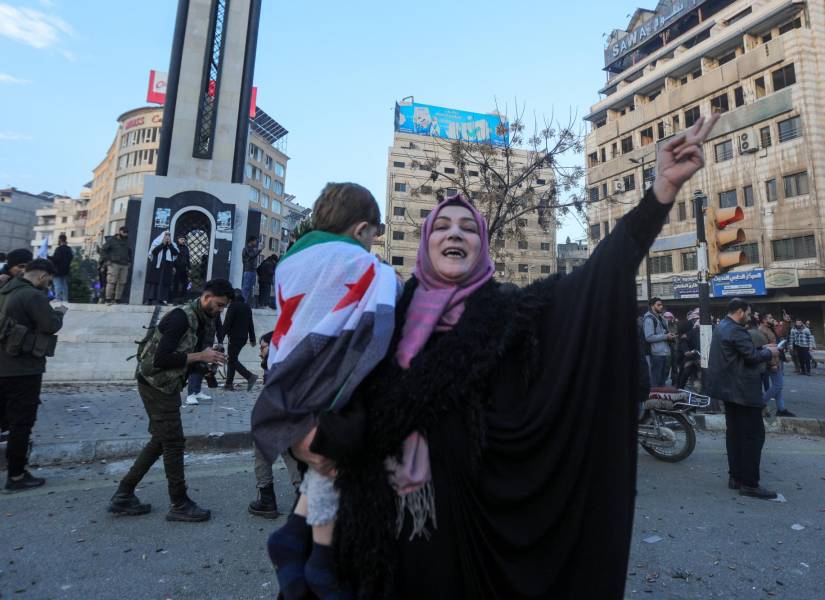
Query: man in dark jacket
xmin=220 ymin=289 xmax=257 ymax=391
xmin=241 ymin=236 xmax=261 ymax=305
xmin=0 ymin=259 xmax=66 ymax=491
xmin=49 ymin=234 xmax=74 ymax=302
xmin=256 ymin=254 xmax=277 ymax=309
xmin=707 ymin=298 xmax=778 ymax=499
xmin=100 ymin=226 xmax=133 ymax=304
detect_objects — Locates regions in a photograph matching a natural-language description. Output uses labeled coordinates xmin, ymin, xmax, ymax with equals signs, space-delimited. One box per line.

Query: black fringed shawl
xmin=319 ymin=190 xmax=671 ymax=599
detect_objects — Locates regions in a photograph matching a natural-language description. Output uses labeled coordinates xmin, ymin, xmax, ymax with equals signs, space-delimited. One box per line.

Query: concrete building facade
xmin=585 ymin=0 xmax=825 ymax=337
xmin=83 ymin=105 xmax=290 ymax=260
xmin=557 ymin=238 xmax=588 ymax=275
xmin=0 ymin=188 xmax=54 ymax=253
xmin=384 ymin=129 xmax=557 ymax=286
xmin=31 ymin=188 xmax=90 ymax=255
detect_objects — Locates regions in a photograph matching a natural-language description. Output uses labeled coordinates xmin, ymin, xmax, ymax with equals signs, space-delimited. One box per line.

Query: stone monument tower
xmin=130 ymin=0 xmax=262 ymax=304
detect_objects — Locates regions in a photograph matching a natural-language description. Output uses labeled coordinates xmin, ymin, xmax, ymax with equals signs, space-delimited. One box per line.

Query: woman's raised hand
xmin=652 ymin=112 xmax=720 ymax=205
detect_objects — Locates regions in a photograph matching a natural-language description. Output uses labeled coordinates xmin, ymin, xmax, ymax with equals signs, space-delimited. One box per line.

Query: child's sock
xmin=267 ymin=513 xmax=312 ymax=600
xmin=305 ymin=542 xmax=353 ymax=600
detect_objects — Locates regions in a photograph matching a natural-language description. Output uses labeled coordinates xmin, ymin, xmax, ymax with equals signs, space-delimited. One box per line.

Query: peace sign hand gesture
xmin=652 ymin=113 xmax=720 ymax=205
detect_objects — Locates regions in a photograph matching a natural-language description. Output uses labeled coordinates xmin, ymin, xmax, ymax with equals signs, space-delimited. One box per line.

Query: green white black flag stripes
xmin=251 ymin=231 xmax=397 ymax=463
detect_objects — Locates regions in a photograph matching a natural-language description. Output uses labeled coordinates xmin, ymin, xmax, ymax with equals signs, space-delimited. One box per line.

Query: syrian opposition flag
xmin=252 ymin=231 xmax=397 ymax=463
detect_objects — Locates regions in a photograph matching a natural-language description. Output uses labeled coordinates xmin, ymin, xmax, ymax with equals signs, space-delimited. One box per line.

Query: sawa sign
xmin=605 ymin=0 xmax=708 ymax=67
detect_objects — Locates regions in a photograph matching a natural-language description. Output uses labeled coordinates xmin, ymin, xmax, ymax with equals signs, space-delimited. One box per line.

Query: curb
xmin=1 ymin=431 xmax=252 ymax=470
xmin=693 ymin=414 xmax=825 ymax=437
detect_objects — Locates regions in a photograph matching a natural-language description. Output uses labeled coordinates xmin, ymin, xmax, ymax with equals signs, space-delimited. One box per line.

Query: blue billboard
xmin=394 ymin=102 xmax=509 ymax=147
xmin=712 ymin=269 xmax=766 ymax=297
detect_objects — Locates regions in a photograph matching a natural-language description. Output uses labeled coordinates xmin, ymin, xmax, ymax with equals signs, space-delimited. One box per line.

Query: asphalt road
xmin=2 ymin=433 xmax=824 ymax=599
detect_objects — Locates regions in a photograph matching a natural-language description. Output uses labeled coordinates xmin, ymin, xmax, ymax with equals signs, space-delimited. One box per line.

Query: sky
xmin=0 ymin=0 xmax=641 ymax=243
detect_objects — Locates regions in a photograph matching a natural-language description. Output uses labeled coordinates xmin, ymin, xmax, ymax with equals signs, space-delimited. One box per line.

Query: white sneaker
xmin=185 ymin=394 xmax=200 ymax=405
xmin=195 ymin=392 xmax=212 ymax=401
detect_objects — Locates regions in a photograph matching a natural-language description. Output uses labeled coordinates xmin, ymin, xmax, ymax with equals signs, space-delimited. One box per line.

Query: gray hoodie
xmin=644 ymin=310 xmax=671 ymax=357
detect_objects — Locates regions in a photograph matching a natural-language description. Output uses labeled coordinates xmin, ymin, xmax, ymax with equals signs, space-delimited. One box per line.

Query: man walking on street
xmin=220 ymin=289 xmax=257 ymax=391
xmin=241 ymin=236 xmax=261 ymax=305
xmin=100 ymin=226 xmax=133 ymax=304
xmin=256 ymin=254 xmax=277 ymax=309
xmin=108 ymin=279 xmax=233 ymax=521
xmin=790 ymin=319 xmax=814 ymax=376
xmin=758 ymin=312 xmax=793 ymax=416
xmin=644 ymin=297 xmax=674 ymax=387
xmin=49 ymin=235 xmax=73 ymax=302
xmin=708 ymin=298 xmax=778 ymax=499
xmin=0 ymin=259 xmax=66 ymax=491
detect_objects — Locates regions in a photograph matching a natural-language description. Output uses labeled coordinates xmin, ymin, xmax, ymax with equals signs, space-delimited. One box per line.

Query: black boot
xmin=4 ymin=470 xmax=45 ymax=492
xmin=248 ymin=484 xmax=279 ymax=519
xmin=166 ymin=497 xmax=211 ymax=522
xmin=108 ymin=491 xmax=152 ymax=516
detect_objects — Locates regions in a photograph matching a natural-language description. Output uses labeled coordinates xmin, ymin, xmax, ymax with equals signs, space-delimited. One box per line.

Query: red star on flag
xmin=272 ymin=286 xmax=305 ymax=348
xmin=333 ymin=264 xmax=376 ymax=312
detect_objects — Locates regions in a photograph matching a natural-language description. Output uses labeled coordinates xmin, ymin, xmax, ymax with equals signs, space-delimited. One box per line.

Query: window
xmin=783 ymin=171 xmax=809 ymax=198
xmin=711 ymin=93 xmax=730 ymax=114
xmin=249 ymin=187 xmax=260 ymax=203
xmin=600 ymin=148 xmax=607 ymax=163
xmin=717 ymin=51 xmax=736 ymax=67
xmin=445 ymin=187 xmax=457 ymax=196
xmin=778 ymin=116 xmax=802 ymax=142
xmin=719 ymin=189 xmax=737 ymax=208
xmin=590 ymin=223 xmax=601 ymax=241
xmin=755 ymin=77 xmax=766 ymax=99
xmin=657 ymin=121 xmax=666 ymax=140
xmin=394 ymin=182 xmax=407 ymax=193
xmin=643 ymin=166 xmax=655 ymax=189
xmin=744 ymin=185 xmax=754 ymax=207
xmin=275 ymin=163 xmax=286 ymax=178
xmin=540 ymin=242 xmax=551 ymax=251
xmin=265 ymin=155 xmax=273 ymax=170
xmin=692 ymin=68 xmax=703 ymax=79
xmin=469 ymin=170 xmax=479 ymax=177
xmin=444 ymin=167 xmax=456 ymax=174
xmin=392 ymin=230 xmax=405 ymax=241
xmin=685 ymin=106 xmax=701 ymax=127
xmin=734 ymin=87 xmax=745 ymax=107
xmin=494 ymin=239 xmax=505 ymax=249
xmin=772 ymin=63 xmax=796 ymax=91
xmin=393 ymin=161 xmax=405 ymax=168
xmin=611 ymin=142 xmax=618 ymax=159
xmin=603 ymin=221 xmax=610 ymax=236
xmin=518 ymin=240 xmax=528 ymax=250
xmin=269 ymin=238 xmax=276 ymax=251
xmin=649 ymin=255 xmax=673 ymax=274
xmin=588 ymin=152 xmax=599 ymax=167
xmin=732 ymin=242 xmax=759 ymax=264
xmin=621 ymin=136 xmax=634 ymax=153
xmin=271 ymin=219 xmax=280 ymax=233
xmin=560 ymin=265 xmax=568 ymax=276
xmin=495 ymin=262 xmax=505 ymax=272
xmin=778 ymin=17 xmax=802 ymax=35
xmin=640 ymin=127 xmax=654 ymax=146
xmin=391 ymin=256 xmax=404 ymax=266
xmin=762 ymin=33 xmax=773 ymax=44
xmin=260 ymin=215 xmax=267 ymax=231
xmin=273 ymin=181 xmax=284 ymax=195
xmin=760 ymin=126 xmax=772 ymax=148
xmin=589 ymin=187 xmax=599 ymax=202
xmin=679 ymin=76 xmax=689 ymax=86
xmin=682 ymin=251 xmax=697 ymax=272
xmin=623 ymin=173 xmax=636 ymax=191
xmin=765 ymin=179 xmax=778 ymax=202
xmin=261 ymin=196 xmax=269 ymax=209
xmin=715 ymin=140 xmax=733 ymax=162
xmin=772 ymin=235 xmax=816 ymax=261
xmin=393 ymin=206 xmax=405 ymax=216
xmin=419 ymin=209 xmax=431 ymax=218
xmin=61 ymin=216 xmax=68 ymax=223
xmin=678 ymin=202 xmax=687 ymax=221
xmin=263 ymin=175 xmax=272 ymax=189
xmin=536 ymin=178 xmax=546 ymax=185
xmin=540 ymin=265 xmax=552 ymax=274
xmin=601 ymin=183 xmax=608 ymax=198
xmin=271 ymin=200 xmax=282 ymax=214
xmin=518 ymin=264 xmax=529 ymax=273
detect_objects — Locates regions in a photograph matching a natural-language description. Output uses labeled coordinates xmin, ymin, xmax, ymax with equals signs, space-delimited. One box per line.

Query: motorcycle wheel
xmin=640 ymin=412 xmax=696 ymax=463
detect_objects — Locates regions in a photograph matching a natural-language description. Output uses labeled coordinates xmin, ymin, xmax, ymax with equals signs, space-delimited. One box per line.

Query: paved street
xmin=1 ymin=433 xmax=824 ymax=599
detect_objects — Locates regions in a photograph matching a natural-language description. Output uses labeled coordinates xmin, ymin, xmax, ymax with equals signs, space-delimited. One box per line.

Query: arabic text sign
xmin=712 ymin=269 xmax=766 ymax=297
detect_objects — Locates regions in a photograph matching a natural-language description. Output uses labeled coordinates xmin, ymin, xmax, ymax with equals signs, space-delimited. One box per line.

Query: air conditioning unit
xmin=613 ymin=180 xmax=626 ymax=194
xmin=738 ymin=128 xmax=759 ymax=154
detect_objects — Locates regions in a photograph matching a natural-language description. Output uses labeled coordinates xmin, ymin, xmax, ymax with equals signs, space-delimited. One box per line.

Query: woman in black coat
xmin=146 ymin=231 xmax=178 ymax=305
xmin=290 ymin=115 xmax=721 ymax=599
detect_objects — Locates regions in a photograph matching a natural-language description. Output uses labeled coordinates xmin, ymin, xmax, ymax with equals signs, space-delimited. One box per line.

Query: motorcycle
xmin=638 ymin=387 xmax=710 ymax=462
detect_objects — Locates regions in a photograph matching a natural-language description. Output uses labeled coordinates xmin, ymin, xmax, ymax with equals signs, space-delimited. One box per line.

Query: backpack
xmin=127 ymin=304 xmax=164 ymax=371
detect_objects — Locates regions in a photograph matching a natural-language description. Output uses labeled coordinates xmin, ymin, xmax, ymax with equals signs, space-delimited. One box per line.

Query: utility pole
xmin=694 ymin=190 xmax=714 ymax=402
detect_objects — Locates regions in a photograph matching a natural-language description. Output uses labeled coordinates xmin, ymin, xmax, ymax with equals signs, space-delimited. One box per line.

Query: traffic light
xmin=705 ymin=206 xmax=746 ymax=276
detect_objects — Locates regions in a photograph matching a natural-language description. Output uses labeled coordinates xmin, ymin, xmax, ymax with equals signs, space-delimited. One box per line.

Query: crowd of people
xmin=1 ymin=113 xmax=823 ymax=598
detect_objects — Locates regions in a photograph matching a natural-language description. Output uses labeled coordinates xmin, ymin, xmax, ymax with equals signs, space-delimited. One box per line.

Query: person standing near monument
xmin=241 ymin=236 xmax=261 ymax=304
xmin=100 ymin=226 xmax=133 ymax=304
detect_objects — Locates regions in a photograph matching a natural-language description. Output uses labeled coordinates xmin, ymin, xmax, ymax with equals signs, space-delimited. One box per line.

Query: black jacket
xmin=222 ymin=297 xmax=256 ymax=344
xmin=50 ymin=245 xmax=73 ymax=277
xmin=100 ymin=235 xmax=132 ymax=265
xmin=0 ymin=277 xmax=64 ymax=376
xmin=707 ymin=316 xmax=772 ymax=407
xmin=242 ymin=245 xmax=261 ymax=272
xmin=256 ymin=257 xmax=277 ymax=284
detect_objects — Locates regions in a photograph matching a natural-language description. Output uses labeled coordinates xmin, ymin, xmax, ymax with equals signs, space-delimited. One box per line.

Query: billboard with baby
xmin=394 ymin=102 xmax=509 ymax=147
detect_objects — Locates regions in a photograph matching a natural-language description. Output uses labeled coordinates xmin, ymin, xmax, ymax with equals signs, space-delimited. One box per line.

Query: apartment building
xmin=585 ymin=0 xmax=825 ymax=333
xmin=30 ymin=185 xmax=91 ymax=254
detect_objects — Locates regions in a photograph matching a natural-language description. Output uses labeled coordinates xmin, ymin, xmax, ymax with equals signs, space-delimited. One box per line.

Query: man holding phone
xmin=758 ymin=312 xmax=793 ymax=417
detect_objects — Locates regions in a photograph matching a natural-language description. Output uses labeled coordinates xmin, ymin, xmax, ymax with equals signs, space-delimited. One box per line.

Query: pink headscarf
xmin=395 ymin=194 xmax=495 ymax=369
